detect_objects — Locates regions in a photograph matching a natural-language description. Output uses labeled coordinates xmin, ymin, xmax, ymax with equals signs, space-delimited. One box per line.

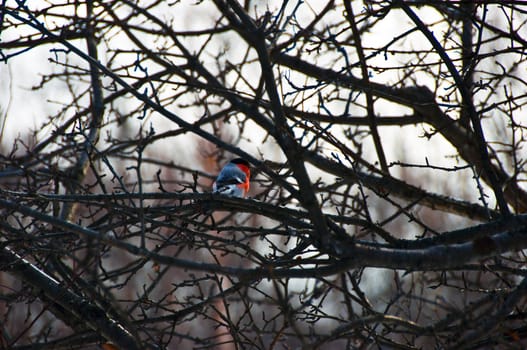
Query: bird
xmin=212 ymin=158 xmax=251 ymax=198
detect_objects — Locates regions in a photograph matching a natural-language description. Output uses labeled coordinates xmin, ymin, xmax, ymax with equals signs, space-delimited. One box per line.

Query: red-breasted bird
xmin=212 ymin=158 xmax=251 ymax=198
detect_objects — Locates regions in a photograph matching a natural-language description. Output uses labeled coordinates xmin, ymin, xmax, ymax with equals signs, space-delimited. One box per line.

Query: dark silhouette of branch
xmin=1 ymin=1 xmax=526 ymax=348
xmin=0 ymin=247 xmax=143 ymax=350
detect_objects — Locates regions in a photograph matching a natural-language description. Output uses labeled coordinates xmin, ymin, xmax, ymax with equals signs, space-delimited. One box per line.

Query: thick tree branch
xmin=0 ymin=247 xmax=143 ymax=350
xmin=214 ymin=0 xmax=332 ymax=250
xmin=1 ymin=197 xmax=526 ymax=277
xmin=273 ymin=53 xmax=527 ymax=213
xmin=398 ymin=1 xmax=509 ymax=216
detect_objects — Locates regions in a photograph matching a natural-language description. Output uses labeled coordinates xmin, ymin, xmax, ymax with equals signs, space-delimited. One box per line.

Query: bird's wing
xmin=216 ymin=176 xmax=245 ymax=186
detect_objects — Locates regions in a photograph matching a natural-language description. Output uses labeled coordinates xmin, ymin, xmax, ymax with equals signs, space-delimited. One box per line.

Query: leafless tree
xmin=1 ymin=1 xmax=527 ymax=349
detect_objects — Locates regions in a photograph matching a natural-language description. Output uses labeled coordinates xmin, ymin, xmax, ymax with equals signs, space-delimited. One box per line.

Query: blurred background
xmin=0 ymin=1 xmax=526 ymax=349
